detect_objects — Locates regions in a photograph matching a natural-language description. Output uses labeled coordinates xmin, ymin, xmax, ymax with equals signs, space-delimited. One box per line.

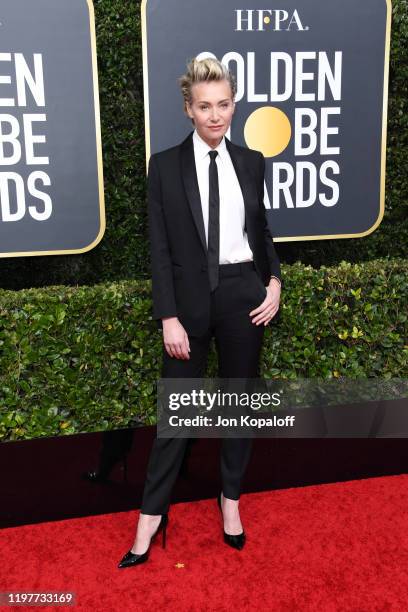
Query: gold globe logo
xmin=244 ymin=106 xmax=291 ymax=157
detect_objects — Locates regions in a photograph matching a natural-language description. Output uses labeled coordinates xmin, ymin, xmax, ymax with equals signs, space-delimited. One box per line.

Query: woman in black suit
xmin=118 ymin=57 xmax=281 ymax=568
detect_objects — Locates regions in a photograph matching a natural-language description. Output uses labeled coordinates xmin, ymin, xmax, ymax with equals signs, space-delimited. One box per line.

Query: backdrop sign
xmin=142 ymin=0 xmax=391 ymax=241
xmin=0 ymin=0 xmax=104 ymax=257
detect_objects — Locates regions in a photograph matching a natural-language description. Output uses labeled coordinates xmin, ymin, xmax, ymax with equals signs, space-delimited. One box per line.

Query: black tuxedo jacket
xmin=147 ymin=130 xmax=281 ymax=336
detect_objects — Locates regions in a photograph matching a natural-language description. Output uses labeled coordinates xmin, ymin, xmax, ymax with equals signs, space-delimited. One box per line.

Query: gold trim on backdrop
xmin=141 ymin=0 xmax=151 ymax=171
xmin=141 ymin=0 xmax=392 ymax=242
xmin=0 ymin=0 xmax=106 ymax=258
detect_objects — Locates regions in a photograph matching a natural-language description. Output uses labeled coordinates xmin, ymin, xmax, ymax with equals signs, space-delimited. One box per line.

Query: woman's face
xmin=185 ymin=79 xmax=235 ymax=148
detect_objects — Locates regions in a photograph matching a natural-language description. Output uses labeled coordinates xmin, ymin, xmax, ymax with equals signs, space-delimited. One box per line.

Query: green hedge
xmin=0 ymin=0 xmax=407 ymax=288
xmin=1 ymin=258 xmax=406 ymax=441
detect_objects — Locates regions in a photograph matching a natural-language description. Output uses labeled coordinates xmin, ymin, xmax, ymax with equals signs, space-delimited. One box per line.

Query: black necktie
xmin=207 ymin=150 xmax=219 ymax=292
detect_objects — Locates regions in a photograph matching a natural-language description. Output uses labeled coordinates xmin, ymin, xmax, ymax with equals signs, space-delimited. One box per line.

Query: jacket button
xmin=201 ymin=265 xmax=207 ymax=272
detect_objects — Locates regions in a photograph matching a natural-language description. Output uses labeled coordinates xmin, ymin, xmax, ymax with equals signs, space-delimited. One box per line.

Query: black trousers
xmin=140 ymin=261 xmax=266 ymax=514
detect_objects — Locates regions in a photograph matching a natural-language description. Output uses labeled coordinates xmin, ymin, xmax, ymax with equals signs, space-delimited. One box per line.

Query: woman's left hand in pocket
xmin=249 ymin=279 xmax=281 ymax=326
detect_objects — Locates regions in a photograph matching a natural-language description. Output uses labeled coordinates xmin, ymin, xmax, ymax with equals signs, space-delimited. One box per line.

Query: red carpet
xmin=1 ymin=475 xmax=408 ymax=611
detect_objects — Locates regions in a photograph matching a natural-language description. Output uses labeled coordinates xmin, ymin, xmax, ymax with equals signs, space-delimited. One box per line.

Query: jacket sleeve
xmin=257 ymin=152 xmax=282 ymax=285
xmin=147 ymin=154 xmax=178 ymax=320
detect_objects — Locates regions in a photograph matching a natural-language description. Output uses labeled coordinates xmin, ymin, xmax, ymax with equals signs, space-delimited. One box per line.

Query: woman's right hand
xmin=161 ymin=317 xmax=191 ymax=359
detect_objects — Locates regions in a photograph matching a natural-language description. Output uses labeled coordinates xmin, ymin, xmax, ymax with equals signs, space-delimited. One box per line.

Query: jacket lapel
xmin=225 ymin=135 xmax=259 ymax=215
xmin=225 ymin=136 xmax=260 ymax=257
xmin=180 ymin=131 xmax=207 ymax=254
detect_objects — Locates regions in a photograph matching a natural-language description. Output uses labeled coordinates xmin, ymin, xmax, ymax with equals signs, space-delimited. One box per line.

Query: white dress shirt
xmin=192 ymin=129 xmax=254 ymax=265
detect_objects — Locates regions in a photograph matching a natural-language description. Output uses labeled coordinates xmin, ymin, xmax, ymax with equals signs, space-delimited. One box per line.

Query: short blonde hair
xmin=178 ymin=57 xmax=237 ymax=114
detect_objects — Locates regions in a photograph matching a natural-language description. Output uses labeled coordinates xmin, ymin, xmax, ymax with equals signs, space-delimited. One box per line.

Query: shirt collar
xmin=193 ymin=128 xmax=227 ymax=161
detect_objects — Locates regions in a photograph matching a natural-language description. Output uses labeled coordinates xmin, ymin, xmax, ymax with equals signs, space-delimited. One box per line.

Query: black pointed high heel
xmin=217 ymin=492 xmax=246 ymax=550
xmin=118 ymin=513 xmax=169 ymax=568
